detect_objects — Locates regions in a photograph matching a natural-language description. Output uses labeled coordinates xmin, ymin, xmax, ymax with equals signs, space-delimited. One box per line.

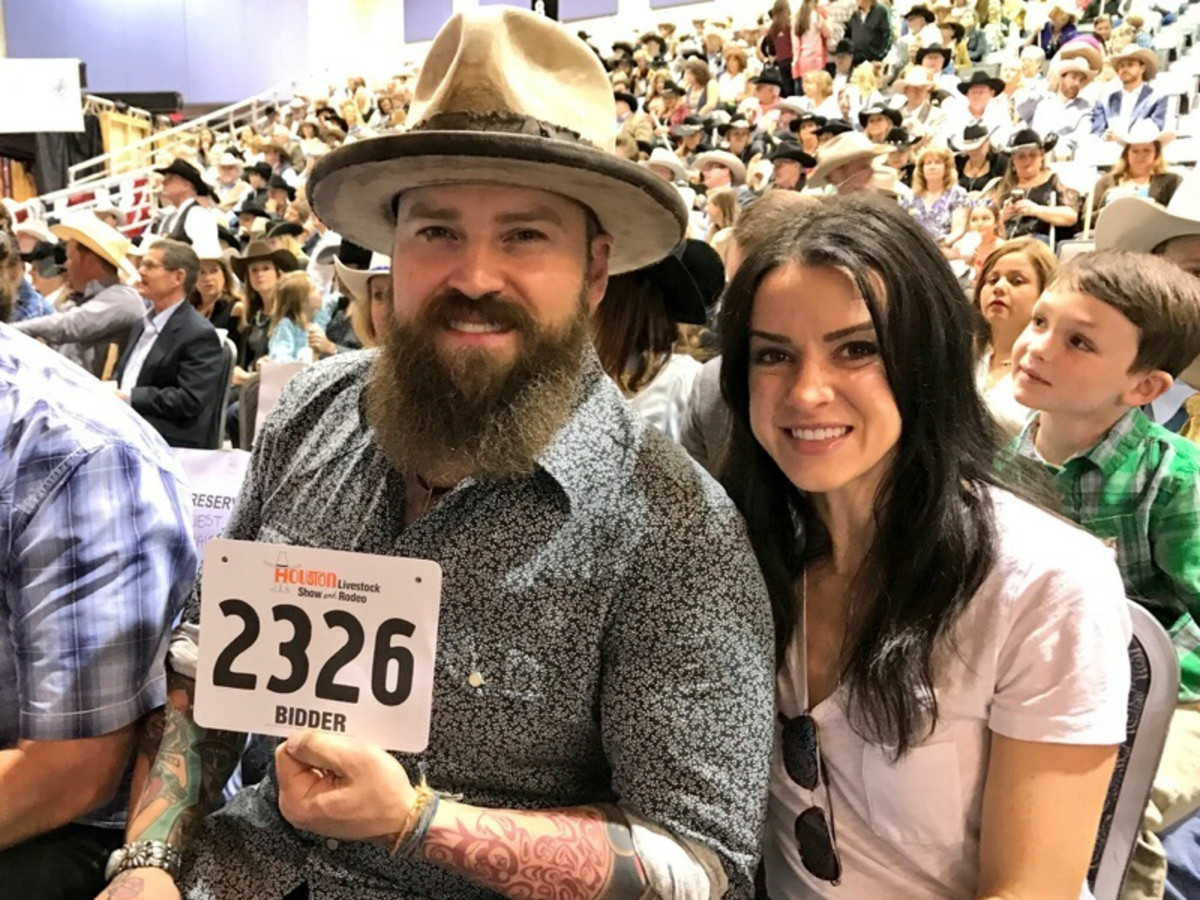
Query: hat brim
xmin=1096 ymin=196 xmax=1200 ymax=252
xmin=808 ymin=146 xmax=888 ymax=187
xmin=50 ymin=222 xmax=139 ymax=283
xmin=643 ymin=253 xmax=708 ymax=325
xmin=858 ymin=108 xmax=901 ymax=127
xmin=333 ymin=259 xmax=391 ymax=301
xmin=231 ymin=248 xmax=300 ymax=281
xmin=308 ymin=131 xmax=686 ymax=275
xmin=958 ymin=77 xmax=1004 ymax=95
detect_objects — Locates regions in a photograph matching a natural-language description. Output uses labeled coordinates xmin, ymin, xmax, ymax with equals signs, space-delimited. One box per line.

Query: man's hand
xmin=94 ymin=867 xmax=179 ymax=900
xmin=275 ymin=731 xmax=414 ymax=843
xmin=306 ymin=324 xmax=335 ymax=357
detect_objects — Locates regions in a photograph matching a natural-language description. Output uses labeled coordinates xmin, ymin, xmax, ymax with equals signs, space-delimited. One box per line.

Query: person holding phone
xmin=991 ymin=130 xmax=1079 ymax=242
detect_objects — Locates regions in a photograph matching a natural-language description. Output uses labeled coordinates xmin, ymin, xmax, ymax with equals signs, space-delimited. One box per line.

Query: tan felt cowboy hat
xmin=692 ymin=150 xmax=747 ymax=186
xmin=1096 ymin=171 xmax=1200 ymax=252
xmin=231 ymin=239 xmax=299 ymax=282
xmin=808 ymin=132 xmax=889 ymax=188
xmin=307 ymin=8 xmax=686 ymax=275
xmin=334 ymin=251 xmax=391 ymax=301
xmin=50 ymin=211 xmax=139 ymax=282
xmin=1109 ymin=43 xmax=1159 ymax=80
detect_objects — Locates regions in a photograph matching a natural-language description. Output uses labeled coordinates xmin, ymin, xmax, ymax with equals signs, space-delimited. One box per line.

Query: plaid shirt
xmin=0 ymin=324 xmax=196 ymax=827
xmin=1014 ymin=409 xmax=1200 ymax=701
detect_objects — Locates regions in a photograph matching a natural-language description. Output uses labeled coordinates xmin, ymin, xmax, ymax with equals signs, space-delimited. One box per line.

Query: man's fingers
xmin=282 ymin=729 xmax=359 ymax=775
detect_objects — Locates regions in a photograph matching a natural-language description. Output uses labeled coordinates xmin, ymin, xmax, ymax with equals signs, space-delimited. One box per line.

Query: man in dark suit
xmin=848 ymin=0 xmax=891 ymax=65
xmin=115 ymin=239 xmax=225 ymax=448
xmin=1091 ymin=45 xmax=1167 ymax=137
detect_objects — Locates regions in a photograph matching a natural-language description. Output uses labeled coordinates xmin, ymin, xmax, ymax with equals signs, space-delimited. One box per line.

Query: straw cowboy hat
xmin=1113 ymin=120 xmax=1175 ymax=148
xmin=808 ymin=132 xmax=889 ymax=187
xmin=191 ymin=232 xmax=229 ymax=263
xmin=1109 ymin=44 xmax=1159 ymax=80
xmin=13 ymin=218 xmax=57 ymax=246
xmin=50 ymin=211 xmax=139 ymax=282
xmin=641 ymin=147 xmax=689 ymax=183
xmin=1096 ymin=172 xmax=1200 ymax=251
xmin=231 ymin=239 xmax=299 ymax=282
xmin=894 ymin=67 xmax=936 ymax=91
xmin=692 ymin=150 xmax=748 ymax=185
xmin=306 ymin=8 xmax=686 ymax=275
xmin=1054 ymin=56 xmax=1098 ymax=83
xmin=334 ymin=251 xmax=391 ymax=301
xmin=1058 ymin=38 xmax=1103 ymax=75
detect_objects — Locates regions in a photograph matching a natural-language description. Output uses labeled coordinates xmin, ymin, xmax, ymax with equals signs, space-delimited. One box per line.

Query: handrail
xmin=83 ymin=94 xmax=154 ymax=122
xmin=19 ymin=166 xmax=160 ymax=238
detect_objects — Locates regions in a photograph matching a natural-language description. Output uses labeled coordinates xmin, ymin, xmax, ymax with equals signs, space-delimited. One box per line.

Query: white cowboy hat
xmin=641 ymin=147 xmax=689 ymax=183
xmin=1096 ymin=172 xmax=1200 ymax=252
xmin=775 ymin=97 xmax=809 ymax=117
xmin=306 ymin=8 xmax=685 ymax=275
xmin=334 ymin=251 xmax=391 ymax=301
xmin=1112 ymin=120 xmax=1175 ymax=147
xmin=50 ymin=211 xmax=139 ymax=282
xmin=893 ymin=67 xmax=936 ymax=91
xmin=692 ymin=150 xmax=747 ymax=186
xmin=1109 ymin=44 xmax=1159 ymax=80
xmin=808 ymin=132 xmax=889 ymax=187
xmin=1053 ymin=56 xmax=1098 ymax=83
xmin=13 ymin=218 xmax=57 ymax=245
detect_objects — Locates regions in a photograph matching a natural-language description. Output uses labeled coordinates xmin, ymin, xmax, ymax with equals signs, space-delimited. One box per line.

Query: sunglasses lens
xmin=782 ymin=715 xmax=819 ymax=790
xmin=795 ymin=807 xmax=841 ymax=883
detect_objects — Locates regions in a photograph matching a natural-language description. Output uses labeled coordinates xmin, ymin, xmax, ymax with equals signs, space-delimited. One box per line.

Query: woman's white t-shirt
xmin=764 ymin=488 xmax=1132 ymax=899
xmin=629 ymin=353 xmax=703 ymax=442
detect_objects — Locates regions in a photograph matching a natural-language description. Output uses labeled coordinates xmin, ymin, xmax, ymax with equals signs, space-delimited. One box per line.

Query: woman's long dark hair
xmin=719 ymin=194 xmax=1003 ymax=757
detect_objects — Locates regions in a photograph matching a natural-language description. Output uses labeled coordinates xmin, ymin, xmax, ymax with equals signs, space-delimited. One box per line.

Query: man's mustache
xmin=420 ymin=290 xmax=537 ymax=334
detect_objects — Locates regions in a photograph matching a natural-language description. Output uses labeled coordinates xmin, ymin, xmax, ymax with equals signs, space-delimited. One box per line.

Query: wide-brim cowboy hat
xmin=957 ymin=70 xmax=1005 ymax=95
xmin=50 ymin=211 xmax=139 ymax=282
xmin=751 ymin=67 xmax=785 ymax=88
xmin=614 ymin=89 xmax=639 ymax=112
xmin=628 ymin=240 xmax=711 ymax=325
xmin=808 ymin=132 xmax=889 ymax=187
xmin=670 ymin=115 xmax=706 ymax=138
xmin=906 ymin=5 xmax=936 ymax=24
xmin=155 ymin=158 xmax=209 ymax=196
xmin=884 ymin=126 xmax=921 ymax=149
xmin=1058 ymin=38 xmax=1103 ymax=75
xmin=334 ymin=251 xmax=391 ymax=301
xmin=940 ymin=20 xmax=966 ymax=42
xmin=1054 ymin=56 xmax=1098 ymax=83
xmin=950 ymin=123 xmax=998 ymax=153
xmin=307 ymin=8 xmax=685 ymax=275
xmin=775 ymin=97 xmax=810 ymax=117
xmin=231 ymin=239 xmax=299 ymax=281
xmin=1110 ymin=44 xmax=1159 ymax=80
xmin=692 ymin=150 xmax=747 ymax=185
xmin=641 ymin=147 xmax=689 ymax=182
xmin=1113 ymin=120 xmax=1175 ymax=148
xmin=1006 ymin=129 xmax=1058 ymax=153
xmin=768 ymin=143 xmax=817 ymax=167
xmin=894 ymin=67 xmax=936 ymax=91
xmin=1097 ymin=173 xmax=1200 ymax=251
xmin=14 ymin=218 xmax=57 ymax=245
xmin=816 ymin=118 xmax=854 ymax=138
xmin=857 ymin=104 xmax=902 ymax=128
xmin=915 ymin=44 xmax=953 ymax=66
xmin=267 ymin=221 xmax=305 ymax=240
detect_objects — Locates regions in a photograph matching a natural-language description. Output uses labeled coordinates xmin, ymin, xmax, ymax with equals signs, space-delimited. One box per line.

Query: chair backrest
xmin=1088 ymin=602 xmax=1180 ymax=900
xmin=1057 ymin=238 xmax=1096 ymax=261
xmin=238 ymin=372 xmax=261 ymax=451
xmin=199 ymin=337 xmax=236 ymax=450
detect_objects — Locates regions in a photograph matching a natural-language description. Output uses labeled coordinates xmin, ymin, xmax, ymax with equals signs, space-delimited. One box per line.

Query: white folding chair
xmin=1056 ymin=238 xmax=1096 ymax=260
xmin=1088 ymin=603 xmax=1181 ymax=900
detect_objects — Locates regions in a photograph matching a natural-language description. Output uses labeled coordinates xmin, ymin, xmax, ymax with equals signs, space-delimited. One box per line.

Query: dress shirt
xmin=164 ymin=198 xmax=218 ymax=247
xmin=171 ymin=349 xmax=774 ymax=900
xmin=120 ymin=298 xmax=185 ymax=392
xmin=0 ymin=324 xmax=195 ymax=827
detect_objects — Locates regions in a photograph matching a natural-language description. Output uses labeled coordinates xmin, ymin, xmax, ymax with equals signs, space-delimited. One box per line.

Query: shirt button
xmin=467 ymin=671 xmax=485 ymax=688
xmin=325 ymin=838 xmax=339 ymax=850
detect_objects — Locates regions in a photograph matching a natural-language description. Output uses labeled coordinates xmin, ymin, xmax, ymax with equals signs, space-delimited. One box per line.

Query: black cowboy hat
xmin=1007 ymin=128 xmax=1058 ymax=153
xmin=883 ymin=126 xmax=920 ymax=148
xmin=236 ymin=202 xmax=274 ymax=221
xmin=915 ymin=44 xmax=953 ymax=67
xmin=719 ymin=116 xmax=754 ymax=135
xmin=940 ymin=20 xmax=966 ymax=42
xmin=670 ymin=115 xmax=706 ymax=138
xmin=950 ymin=122 xmax=998 ymax=153
xmin=660 ymin=79 xmax=684 ymax=96
xmin=155 ymin=158 xmax=208 ymax=195
xmin=957 ymin=70 xmax=1006 ymax=95
xmin=817 ymin=118 xmax=853 ymax=138
xmin=834 ymin=39 xmax=853 ymax=56
xmin=769 ymin=143 xmax=817 ymax=167
xmin=216 ymin=225 xmax=242 ymax=250
xmin=751 ymin=66 xmax=785 ymax=88
xmin=632 ymin=239 xmax=716 ymax=325
xmin=266 ymin=221 xmax=304 ymax=240
xmin=906 ymin=5 xmax=936 ymax=24
xmin=614 ymin=90 xmax=640 ymax=112
xmin=243 ymin=161 xmax=273 ymax=182
xmin=268 ymin=175 xmax=296 ymax=201
xmin=21 ymin=239 xmax=67 ymax=268
xmin=612 ymin=40 xmax=636 ymax=56
xmin=639 ymin=31 xmax=665 ymax=48
xmin=857 ymin=103 xmax=902 ymax=128
xmin=788 ymin=111 xmax=827 ymax=134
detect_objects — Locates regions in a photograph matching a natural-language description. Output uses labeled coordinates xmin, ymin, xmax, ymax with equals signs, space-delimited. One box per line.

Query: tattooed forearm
xmin=103 ymin=874 xmax=144 ymax=899
xmin=124 ymin=669 xmax=245 ymax=849
xmin=422 ymin=802 xmax=649 ymax=900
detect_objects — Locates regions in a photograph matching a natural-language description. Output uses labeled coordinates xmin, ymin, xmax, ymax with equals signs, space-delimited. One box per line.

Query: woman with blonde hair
xmin=266 ymin=271 xmax=327 ymax=363
xmin=842 ymin=61 xmax=884 ymax=123
xmin=719 ymin=45 xmax=751 ymax=104
xmin=800 ymin=70 xmax=840 ymax=119
xmin=706 ymin=186 xmax=741 ymax=263
xmin=902 ymin=144 xmax=969 ymax=244
xmin=1089 ymin=123 xmax=1181 ymax=228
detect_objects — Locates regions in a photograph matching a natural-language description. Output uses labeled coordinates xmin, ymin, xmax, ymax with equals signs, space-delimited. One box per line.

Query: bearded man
xmin=98 ymin=8 xmax=774 ymax=900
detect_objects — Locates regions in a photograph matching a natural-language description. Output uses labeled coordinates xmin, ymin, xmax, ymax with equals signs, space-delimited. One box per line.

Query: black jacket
xmin=114 ymin=301 xmax=226 ymax=448
xmin=848 ymin=3 xmax=891 ymax=64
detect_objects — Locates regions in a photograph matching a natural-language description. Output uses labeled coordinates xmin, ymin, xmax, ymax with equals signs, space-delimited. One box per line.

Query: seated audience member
xmin=0 ymin=238 xmax=194 ymax=900
xmin=975 ymin=237 xmax=1057 ymax=437
xmin=329 ymin=248 xmax=391 ymax=354
xmin=1036 ymin=4 xmax=1079 ymax=58
xmin=992 ymin=130 xmax=1080 ymax=241
xmin=213 ymin=153 xmax=253 ymax=213
xmin=1009 ymin=250 xmax=1200 ymax=900
xmin=229 ymin=240 xmax=299 ymax=382
xmin=705 ymin=186 xmax=741 ymax=263
xmin=949 ymin=199 xmax=1001 ymax=272
xmin=154 ymin=159 xmax=219 ymax=248
xmin=27 ymin=244 xmax=69 ymax=311
xmin=808 ymin=131 xmax=888 ymax=194
xmin=594 ymin=240 xmax=717 ymax=440
xmin=859 ymin=103 xmax=900 ymax=144
xmin=265 ymin=271 xmax=326 ymax=364
xmin=14 ymin=212 xmax=143 ymax=377
xmin=189 ymin=239 xmax=241 ymax=332
xmin=104 ymin=12 xmax=774 ymax=900
xmin=768 ymin=144 xmax=816 ymax=193
xmin=239 ymin=161 xmax=272 ymax=211
xmin=901 ymin=143 xmax=968 ymax=244
xmin=1091 ymin=44 xmax=1166 ymax=138
xmin=1020 ymin=56 xmax=1097 ymax=157
xmin=799 ymin=69 xmax=841 ymax=120
xmin=114 ymin=239 xmax=225 ymax=449
xmin=893 ymin=67 xmax=949 ymax=146
xmin=1090 ymin=122 xmax=1182 ymax=228
xmin=694 ymin=150 xmax=755 ymax=206
xmin=952 ymin=123 xmax=1008 ymax=194
xmin=946 ymin=70 xmax=1011 ymax=150
xmin=882 ymin=127 xmax=919 ymax=187
xmin=1 ymin=233 xmax=53 ymax=322
xmin=719 ymin=194 xmax=1130 ymax=898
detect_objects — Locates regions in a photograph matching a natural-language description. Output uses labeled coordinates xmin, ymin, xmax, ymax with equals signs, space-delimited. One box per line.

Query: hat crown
xmin=408 ymin=8 xmax=615 ymax=154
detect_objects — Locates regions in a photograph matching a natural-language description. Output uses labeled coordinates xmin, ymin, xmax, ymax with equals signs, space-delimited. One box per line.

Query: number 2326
xmin=213 ymin=599 xmax=416 ymax=707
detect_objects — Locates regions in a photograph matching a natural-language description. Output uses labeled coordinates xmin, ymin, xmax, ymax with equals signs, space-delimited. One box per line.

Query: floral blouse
xmin=902 ymin=185 xmax=968 ymax=242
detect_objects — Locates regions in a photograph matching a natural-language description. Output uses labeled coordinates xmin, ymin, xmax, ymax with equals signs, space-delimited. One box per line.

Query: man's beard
xmin=365 ymin=286 xmax=591 ymax=482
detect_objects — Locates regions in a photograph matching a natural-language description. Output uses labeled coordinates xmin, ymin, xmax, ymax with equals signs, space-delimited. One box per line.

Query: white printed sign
xmin=174 ymin=449 xmax=251 ymax=554
xmin=0 ymin=59 xmax=84 ymax=133
xmin=194 ymin=539 xmax=443 ymax=752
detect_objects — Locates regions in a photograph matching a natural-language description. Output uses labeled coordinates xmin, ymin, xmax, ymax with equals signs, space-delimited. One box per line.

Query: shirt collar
xmin=1017 ymin=407 xmax=1148 ymax=475
xmin=148 ymin=297 xmax=186 ymax=332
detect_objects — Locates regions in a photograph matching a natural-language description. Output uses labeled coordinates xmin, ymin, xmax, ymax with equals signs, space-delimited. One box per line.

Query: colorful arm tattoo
xmin=421 ymin=802 xmax=651 ymax=900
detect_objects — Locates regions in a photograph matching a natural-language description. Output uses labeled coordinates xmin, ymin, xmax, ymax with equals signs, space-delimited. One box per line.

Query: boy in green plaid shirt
xmin=1010 ymin=250 xmax=1200 ymax=900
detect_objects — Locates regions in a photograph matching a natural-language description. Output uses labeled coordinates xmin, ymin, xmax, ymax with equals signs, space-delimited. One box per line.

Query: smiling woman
xmin=718 ymin=194 xmax=1132 ymax=900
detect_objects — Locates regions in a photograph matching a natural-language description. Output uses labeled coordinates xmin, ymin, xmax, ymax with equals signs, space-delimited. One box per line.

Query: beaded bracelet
xmin=389 ymin=778 xmax=434 ymax=858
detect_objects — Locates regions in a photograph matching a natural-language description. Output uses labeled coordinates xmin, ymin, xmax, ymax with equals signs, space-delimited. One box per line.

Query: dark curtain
xmin=33 ymin=114 xmax=104 ymax=194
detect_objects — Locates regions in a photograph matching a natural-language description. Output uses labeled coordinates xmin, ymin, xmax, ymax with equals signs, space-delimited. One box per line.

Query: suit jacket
xmin=1091 ymin=84 xmax=1167 ymax=136
xmin=114 ymin=301 xmax=225 ymax=448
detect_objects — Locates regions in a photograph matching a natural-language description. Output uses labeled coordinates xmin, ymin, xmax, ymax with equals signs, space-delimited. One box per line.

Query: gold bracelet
xmin=389 ymin=777 xmax=434 ymax=858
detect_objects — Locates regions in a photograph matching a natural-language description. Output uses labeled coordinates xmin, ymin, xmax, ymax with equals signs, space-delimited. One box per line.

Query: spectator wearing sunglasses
xmin=717 ymin=194 xmax=1132 ymax=898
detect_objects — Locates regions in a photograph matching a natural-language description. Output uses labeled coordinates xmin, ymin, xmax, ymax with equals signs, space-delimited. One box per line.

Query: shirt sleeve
xmin=10 ymin=442 xmax=196 ymax=740
xmin=989 ymin=532 xmax=1132 ymax=746
xmin=1149 ymin=472 xmax=1200 ymax=627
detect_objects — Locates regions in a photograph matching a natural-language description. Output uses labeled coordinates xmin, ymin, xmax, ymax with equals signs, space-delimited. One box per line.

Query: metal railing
xmin=17 ymin=168 xmax=159 ymax=239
